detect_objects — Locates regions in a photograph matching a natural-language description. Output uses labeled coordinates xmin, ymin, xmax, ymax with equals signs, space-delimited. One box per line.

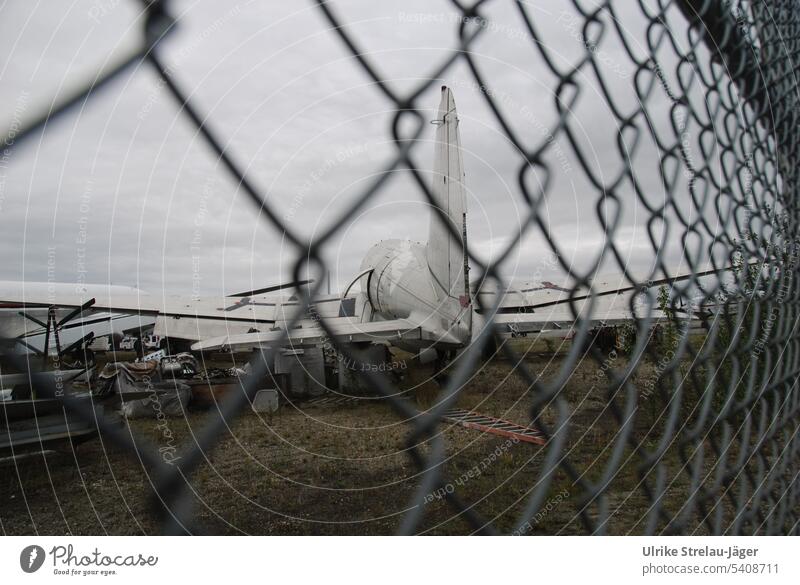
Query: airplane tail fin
xmin=427 ymin=86 xmax=471 ymax=339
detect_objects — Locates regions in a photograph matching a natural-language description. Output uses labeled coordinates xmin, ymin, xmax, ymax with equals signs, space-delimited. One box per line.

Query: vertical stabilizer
xmin=427 ymin=86 xmax=471 ymax=340
xmin=428 ymin=86 xmax=469 ymax=307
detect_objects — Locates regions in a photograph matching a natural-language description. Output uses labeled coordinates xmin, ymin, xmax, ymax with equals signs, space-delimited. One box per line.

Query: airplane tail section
xmin=427 ymin=86 xmax=471 ymax=340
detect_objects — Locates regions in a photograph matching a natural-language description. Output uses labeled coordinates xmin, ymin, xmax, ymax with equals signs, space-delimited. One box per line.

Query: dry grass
xmin=0 ymin=341 xmax=714 ymax=535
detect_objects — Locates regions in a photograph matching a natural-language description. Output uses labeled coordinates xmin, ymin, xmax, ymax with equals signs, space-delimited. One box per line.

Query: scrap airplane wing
xmin=0 ymin=280 xmax=338 ymax=346
xmin=189 ymin=314 xmax=459 ymax=352
xmin=0 ymin=282 xmax=276 ymax=325
xmin=481 ymin=265 xmax=727 ymax=337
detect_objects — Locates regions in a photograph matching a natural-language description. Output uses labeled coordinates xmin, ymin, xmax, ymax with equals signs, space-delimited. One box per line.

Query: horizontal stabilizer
xmin=229 ymin=279 xmax=314 ymax=297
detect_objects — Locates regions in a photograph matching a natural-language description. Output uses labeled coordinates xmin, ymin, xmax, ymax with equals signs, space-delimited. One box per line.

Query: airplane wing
xmin=0 ymin=281 xmax=370 ymax=346
xmin=191 ymin=314 xmax=458 ymax=352
xmin=0 ymin=281 xmax=327 ymax=329
xmin=0 ymin=283 xmax=274 ymax=325
xmin=476 ymin=264 xmax=730 ymax=309
xmin=482 ymin=267 xmax=720 ymax=337
xmin=14 ymin=313 xmax=135 ymax=339
xmin=490 ymin=304 xmax=661 ymax=336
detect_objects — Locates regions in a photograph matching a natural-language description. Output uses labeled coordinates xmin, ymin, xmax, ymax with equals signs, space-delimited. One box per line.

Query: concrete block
xmin=252 ymin=389 xmax=279 ymax=414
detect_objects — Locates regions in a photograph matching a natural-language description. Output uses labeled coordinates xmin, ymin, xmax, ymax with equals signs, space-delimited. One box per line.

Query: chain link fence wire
xmin=2 ymin=0 xmax=799 ymax=535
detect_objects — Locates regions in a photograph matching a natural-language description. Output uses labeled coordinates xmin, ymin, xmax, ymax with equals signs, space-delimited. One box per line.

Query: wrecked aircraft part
xmin=417 ymin=346 xmax=438 ymax=366
xmin=274 ymin=347 xmax=326 ymax=397
xmin=119 ymin=381 xmax=191 ymax=419
xmin=159 ymin=353 xmax=199 ymax=378
xmin=337 ymin=344 xmax=395 ymax=395
xmin=0 ymin=400 xmax=119 ymax=457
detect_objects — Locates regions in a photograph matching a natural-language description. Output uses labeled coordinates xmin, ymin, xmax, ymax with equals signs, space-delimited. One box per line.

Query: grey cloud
xmin=0 ymin=0 xmax=729 ymax=298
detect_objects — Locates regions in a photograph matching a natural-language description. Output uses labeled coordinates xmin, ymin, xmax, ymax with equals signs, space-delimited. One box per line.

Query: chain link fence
xmin=2 ymin=0 xmax=799 ymax=535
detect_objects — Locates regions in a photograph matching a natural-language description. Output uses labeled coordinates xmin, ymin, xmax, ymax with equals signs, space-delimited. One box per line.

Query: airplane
xmin=0 ymin=279 xmax=314 ymax=356
xmin=0 ymin=285 xmax=140 ymax=338
xmin=0 ymin=87 xmax=715 ymax=377
xmin=0 ymin=286 xmax=156 ymax=356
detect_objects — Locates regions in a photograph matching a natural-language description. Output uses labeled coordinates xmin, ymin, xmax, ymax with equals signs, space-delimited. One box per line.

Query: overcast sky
xmin=0 ymin=0 xmax=739 ymax=297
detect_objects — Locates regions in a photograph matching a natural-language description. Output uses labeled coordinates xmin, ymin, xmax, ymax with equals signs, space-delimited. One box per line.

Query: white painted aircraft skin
xmin=0 ymin=87 xmax=711 ymax=356
xmin=0 ymin=310 xmax=157 ymax=354
xmin=0 ymin=283 xmax=152 ymax=343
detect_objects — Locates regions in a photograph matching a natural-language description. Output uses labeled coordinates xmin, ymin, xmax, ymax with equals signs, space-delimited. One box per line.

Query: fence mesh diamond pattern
xmin=2 ymin=0 xmax=799 ymax=535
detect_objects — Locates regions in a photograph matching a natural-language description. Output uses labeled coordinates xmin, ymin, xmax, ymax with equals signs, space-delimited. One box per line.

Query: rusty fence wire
xmin=2 ymin=0 xmax=800 ymax=535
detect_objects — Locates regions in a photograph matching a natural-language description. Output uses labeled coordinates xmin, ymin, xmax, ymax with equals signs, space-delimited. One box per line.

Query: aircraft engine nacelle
xmin=359 ymin=239 xmax=471 ymax=348
xmin=360 ymin=239 xmax=438 ymax=321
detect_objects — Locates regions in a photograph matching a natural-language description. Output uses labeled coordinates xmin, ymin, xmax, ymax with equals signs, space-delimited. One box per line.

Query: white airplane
xmin=0 ymin=285 xmax=141 ymax=339
xmin=0 ymin=286 xmax=156 ymax=356
xmin=0 ymin=87 xmax=712 ymax=364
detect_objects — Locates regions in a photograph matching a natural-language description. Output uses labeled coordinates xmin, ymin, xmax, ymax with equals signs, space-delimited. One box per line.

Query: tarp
xmin=119 ymin=381 xmax=191 ymax=419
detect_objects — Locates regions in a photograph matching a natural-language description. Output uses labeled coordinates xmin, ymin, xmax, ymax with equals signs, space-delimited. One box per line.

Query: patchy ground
xmin=0 ymin=341 xmax=731 ymax=535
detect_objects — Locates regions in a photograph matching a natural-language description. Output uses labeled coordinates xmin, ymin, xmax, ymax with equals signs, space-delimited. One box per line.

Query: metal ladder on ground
xmin=441 ymin=408 xmax=546 ymax=445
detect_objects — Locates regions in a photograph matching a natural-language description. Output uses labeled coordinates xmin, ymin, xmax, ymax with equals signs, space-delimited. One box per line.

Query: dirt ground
xmin=0 ymin=341 xmax=728 ymax=535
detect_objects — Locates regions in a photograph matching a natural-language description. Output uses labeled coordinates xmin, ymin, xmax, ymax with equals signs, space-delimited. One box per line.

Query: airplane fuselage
xmin=357 ymin=238 xmax=472 ymax=351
